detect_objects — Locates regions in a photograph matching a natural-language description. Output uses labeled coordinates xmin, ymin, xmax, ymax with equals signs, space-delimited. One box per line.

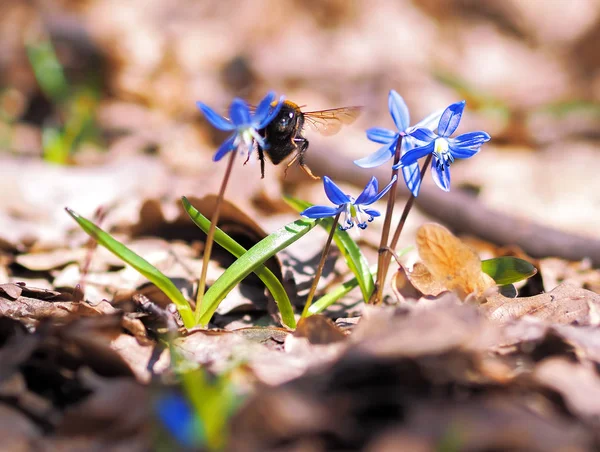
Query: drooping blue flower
xmin=301 ymin=175 xmax=397 ymax=230
xmin=395 ymin=100 xmax=491 ymax=192
xmin=354 ymin=90 xmax=444 ymax=197
xmin=196 ymin=92 xmax=284 ymax=161
xmin=155 ymin=393 xmax=203 ymax=447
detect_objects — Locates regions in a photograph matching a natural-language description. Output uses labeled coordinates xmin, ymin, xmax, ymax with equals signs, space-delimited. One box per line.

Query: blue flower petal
xmin=212 ymin=134 xmax=237 ymax=161
xmin=196 ymin=102 xmax=235 ymax=131
xmin=354 ymin=176 xmax=379 ymax=205
xmin=437 ymin=101 xmax=465 ymax=137
xmin=431 ymin=158 xmax=451 ymax=191
xmin=366 ymin=127 xmax=397 ymax=144
xmin=155 ymin=394 xmax=200 ymax=447
xmin=363 ymin=208 xmax=381 ymax=217
xmin=389 ymin=90 xmax=410 ymax=132
xmin=301 ymin=205 xmax=342 ymax=219
xmin=361 ymin=175 xmax=397 ymax=205
xmin=410 ymin=107 xmax=445 ymax=132
xmin=399 ymin=138 xmax=422 ymax=197
xmin=409 ymin=127 xmax=437 ymax=143
xmin=448 ymin=143 xmax=481 ymax=159
xmin=402 ymin=163 xmax=422 ymax=197
xmin=257 ymin=95 xmax=285 ymax=129
xmin=448 ymin=131 xmax=491 ymax=148
xmin=354 ymin=139 xmax=397 ymax=168
xmin=253 ymin=92 xmax=275 ymax=125
xmin=229 ymin=98 xmax=252 ymax=126
xmin=323 ymin=176 xmax=351 ymax=205
xmin=395 ymin=141 xmax=435 ymax=169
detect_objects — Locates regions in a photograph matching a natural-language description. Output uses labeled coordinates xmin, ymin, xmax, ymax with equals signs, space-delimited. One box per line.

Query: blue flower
xmin=301 ymin=175 xmax=397 ymax=230
xmin=196 ymin=92 xmax=284 ymax=161
xmin=395 ymin=100 xmax=491 ymax=192
xmin=155 ymin=393 xmax=203 ymax=447
xmin=354 ymin=90 xmax=444 ymax=197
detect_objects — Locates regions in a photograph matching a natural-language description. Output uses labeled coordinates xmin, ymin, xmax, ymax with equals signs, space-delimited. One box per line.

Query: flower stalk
xmin=302 ymin=212 xmax=342 ymax=318
xmin=195 ymin=150 xmax=237 ymax=319
xmin=377 ymin=153 xmax=433 ymax=291
xmin=371 ymin=136 xmax=402 ymax=304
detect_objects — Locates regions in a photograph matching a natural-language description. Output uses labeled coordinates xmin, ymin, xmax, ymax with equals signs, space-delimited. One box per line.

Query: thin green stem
xmin=301 ymin=212 xmax=342 ymax=318
xmin=195 ymin=150 xmax=237 ymax=320
xmin=371 ymin=136 xmax=403 ymax=304
xmin=382 ymin=153 xmax=433 ymax=284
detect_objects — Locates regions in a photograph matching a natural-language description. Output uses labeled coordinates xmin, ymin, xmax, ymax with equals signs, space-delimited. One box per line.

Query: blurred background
xmin=0 ymin=0 xmax=599 ymax=246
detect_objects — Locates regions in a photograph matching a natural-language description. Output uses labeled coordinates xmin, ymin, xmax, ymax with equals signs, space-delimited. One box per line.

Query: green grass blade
xmin=481 ymin=256 xmax=537 ymax=286
xmin=181 ymin=197 xmax=296 ymax=329
xmin=26 ymin=39 xmax=70 ymax=104
xmin=65 ymin=208 xmax=195 ymax=328
xmin=308 ymin=274 xmax=362 ymax=316
xmin=198 ymin=218 xmax=318 ymax=326
xmin=284 ymin=197 xmax=374 ymax=302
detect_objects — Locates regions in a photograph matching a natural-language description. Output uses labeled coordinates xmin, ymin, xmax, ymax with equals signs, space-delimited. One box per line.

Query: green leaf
xmin=308 ymin=269 xmax=372 ymax=316
xmin=198 ymin=218 xmax=318 ymax=326
xmin=283 ymin=196 xmax=374 ymax=302
xmin=26 ymin=40 xmax=70 ymax=104
xmin=65 ymin=208 xmax=195 ymax=328
xmin=181 ymin=197 xmax=296 ymax=329
xmin=180 ymin=367 xmax=237 ymax=450
xmin=481 ymin=257 xmax=537 ymax=286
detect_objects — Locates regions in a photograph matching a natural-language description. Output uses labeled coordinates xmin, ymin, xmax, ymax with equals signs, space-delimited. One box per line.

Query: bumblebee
xmin=255 ymin=100 xmax=361 ymax=179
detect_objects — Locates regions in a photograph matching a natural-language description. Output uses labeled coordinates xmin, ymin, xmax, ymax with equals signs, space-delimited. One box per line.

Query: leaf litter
xmin=1 ymin=0 xmax=600 ymax=449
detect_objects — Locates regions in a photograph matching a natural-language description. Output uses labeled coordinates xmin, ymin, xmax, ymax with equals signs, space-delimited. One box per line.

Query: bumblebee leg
xmin=284 ymin=152 xmax=301 ymax=178
xmin=257 ymin=146 xmax=266 ymax=179
xmin=294 ymin=138 xmax=320 ymax=180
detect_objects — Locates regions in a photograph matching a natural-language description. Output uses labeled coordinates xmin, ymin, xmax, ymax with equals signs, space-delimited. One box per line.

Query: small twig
xmin=378 ymin=246 xmax=405 ymax=268
xmin=302 ymin=213 xmax=342 ymax=318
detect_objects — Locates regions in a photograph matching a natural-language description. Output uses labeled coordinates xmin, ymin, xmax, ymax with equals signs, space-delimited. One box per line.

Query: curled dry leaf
xmin=294 ymin=315 xmax=347 ymax=345
xmin=401 ymin=223 xmax=496 ymax=300
xmin=482 ymin=282 xmax=600 ymax=325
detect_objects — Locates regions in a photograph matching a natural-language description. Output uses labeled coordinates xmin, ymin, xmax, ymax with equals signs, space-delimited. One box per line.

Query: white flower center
xmin=433 ymin=138 xmax=454 ymax=169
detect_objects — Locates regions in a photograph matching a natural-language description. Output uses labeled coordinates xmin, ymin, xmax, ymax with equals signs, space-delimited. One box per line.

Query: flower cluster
xmin=196 ymin=90 xmax=490 ymax=230
xmin=301 ymin=91 xmax=489 ymax=229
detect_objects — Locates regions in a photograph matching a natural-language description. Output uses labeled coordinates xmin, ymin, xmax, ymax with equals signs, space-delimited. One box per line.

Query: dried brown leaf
xmin=400 ymin=262 xmax=447 ymax=297
xmin=482 ymin=282 xmax=600 ymax=325
xmin=416 ymin=223 xmax=495 ymax=298
xmin=534 ymin=358 xmax=600 ymax=421
xmin=294 ymin=315 xmax=347 ymax=345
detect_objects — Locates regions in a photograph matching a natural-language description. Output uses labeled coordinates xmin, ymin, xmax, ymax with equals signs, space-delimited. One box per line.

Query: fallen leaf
xmin=482 ymin=282 xmax=600 ymax=325
xmin=294 ymin=315 xmax=347 ymax=345
xmin=534 ymin=358 xmax=600 ymax=421
xmin=403 ymin=223 xmax=496 ymax=299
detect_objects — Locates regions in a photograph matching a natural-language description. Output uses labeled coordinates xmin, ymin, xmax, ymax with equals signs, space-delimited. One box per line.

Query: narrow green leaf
xmin=26 ymin=40 xmax=70 ymax=103
xmin=308 ymin=273 xmax=363 ymax=316
xmin=283 ymin=196 xmax=374 ymax=302
xmin=198 ymin=218 xmax=318 ymax=326
xmin=65 ymin=208 xmax=195 ymax=328
xmin=481 ymin=256 xmax=537 ymax=286
xmin=181 ymin=197 xmax=296 ymax=329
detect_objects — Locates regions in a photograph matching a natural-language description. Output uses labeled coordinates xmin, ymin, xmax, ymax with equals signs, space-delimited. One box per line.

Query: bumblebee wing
xmin=303 ymin=106 xmax=362 ymax=136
